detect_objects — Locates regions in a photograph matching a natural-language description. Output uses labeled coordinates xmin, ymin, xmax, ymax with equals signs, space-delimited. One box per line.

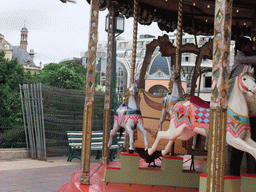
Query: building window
xmin=204 ymin=76 xmax=211 ymax=88
xmin=182 ymin=53 xmax=190 ymax=63
xmin=202 ymin=58 xmax=207 ymax=63
xmin=182 ymin=39 xmax=187 ymax=44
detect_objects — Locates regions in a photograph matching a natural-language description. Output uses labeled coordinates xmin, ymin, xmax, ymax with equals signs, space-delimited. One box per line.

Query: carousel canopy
xmin=91 ymin=0 xmax=256 ymax=38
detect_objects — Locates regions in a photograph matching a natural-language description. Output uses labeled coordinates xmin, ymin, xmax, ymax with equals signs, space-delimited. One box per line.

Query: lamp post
xmin=105 ymin=13 xmax=125 ymax=110
xmin=102 ymin=12 xmax=125 ymax=165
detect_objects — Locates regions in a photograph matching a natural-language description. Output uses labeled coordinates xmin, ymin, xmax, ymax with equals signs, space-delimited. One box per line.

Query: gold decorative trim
xmin=207 ymin=0 xmax=233 ymax=191
xmin=80 ymin=0 xmax=100 ymax=185
xmin=102 ymin=4 xmax=115 ymax=165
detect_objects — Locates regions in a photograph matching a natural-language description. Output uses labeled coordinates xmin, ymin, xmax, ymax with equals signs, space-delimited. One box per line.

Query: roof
xmin=147 ymin=53 xmax=171 ymax=75
xmin=12 ymin=46 xmax=36 ymax=66
xmin=95 ymin=0 xmax=256 ymax=38
xmin=21 ymin=27 xmax=28 ymax=31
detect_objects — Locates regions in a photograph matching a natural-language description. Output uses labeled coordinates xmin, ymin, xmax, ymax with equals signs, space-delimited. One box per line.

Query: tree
xmin=36 ymin=61 xmax=87 ymax=90
xmin=0 ymin=51 xmax=37 ymax=147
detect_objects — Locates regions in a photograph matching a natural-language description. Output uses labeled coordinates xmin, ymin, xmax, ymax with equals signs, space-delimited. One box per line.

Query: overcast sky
xmin=0 ymin=0 xmax=164 ymax=66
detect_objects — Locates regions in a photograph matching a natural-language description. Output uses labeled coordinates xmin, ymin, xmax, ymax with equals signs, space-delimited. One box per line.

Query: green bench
xmin=66 ymin=131 xmax=125 ymax=162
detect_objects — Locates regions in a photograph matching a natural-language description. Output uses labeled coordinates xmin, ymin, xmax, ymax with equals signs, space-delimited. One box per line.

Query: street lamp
xmin=105 ymin=13 xmax=125 ymax=35
xmin=105 ymin=13 xmax=125 ymax=108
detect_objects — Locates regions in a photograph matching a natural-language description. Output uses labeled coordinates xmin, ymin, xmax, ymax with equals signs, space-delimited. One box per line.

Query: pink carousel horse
xmin=108 ymin=83 xmax=149 ymax=153
xmin=148 ymin=66 xmax=256 ymax=159
xmin=158 ymin=67 xmax=185 ymax=131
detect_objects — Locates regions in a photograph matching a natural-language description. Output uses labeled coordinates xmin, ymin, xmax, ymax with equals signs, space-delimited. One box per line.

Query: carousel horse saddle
xmin=190 ymin=95 xmax=210 ymax=109
xmin=124 ymin=108 xmax=142 ymax=115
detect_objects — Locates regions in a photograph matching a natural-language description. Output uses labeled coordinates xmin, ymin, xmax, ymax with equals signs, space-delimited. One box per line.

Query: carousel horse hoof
xmin=128 ymin=149 xmax=134 ymax=154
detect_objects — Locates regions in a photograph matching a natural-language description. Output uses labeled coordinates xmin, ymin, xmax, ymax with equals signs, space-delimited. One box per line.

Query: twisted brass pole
xmin=130 ymin=0 xmax=138 ymax=83
xmin=175 ymin=0 xmax=183 ymax=70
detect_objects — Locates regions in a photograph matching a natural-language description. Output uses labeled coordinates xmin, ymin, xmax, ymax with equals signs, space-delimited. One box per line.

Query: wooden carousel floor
xmin=58 ymin=155 xmax=202 ymax=192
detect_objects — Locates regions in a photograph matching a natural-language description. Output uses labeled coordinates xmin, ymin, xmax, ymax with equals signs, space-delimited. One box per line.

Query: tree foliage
xmin=36 ymin=61 xmax=87 ymax=90
xmin=0 ymin=51 xmax=38 ymax=147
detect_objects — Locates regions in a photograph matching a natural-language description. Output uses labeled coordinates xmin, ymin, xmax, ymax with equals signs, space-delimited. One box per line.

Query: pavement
xmin=0 ymin=156 xmax=102 ymax=192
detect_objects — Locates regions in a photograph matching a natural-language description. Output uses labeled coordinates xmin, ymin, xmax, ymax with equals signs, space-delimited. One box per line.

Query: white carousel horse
xmin=107 ymin=82 xmax=149 ymax=152
xmin=148 ymin=66 xmax=256 ymax=159
xmin=157 ymin=67 xmax=205 ymax=151
xmin=158 ymin=67 xmax=185 ymax=131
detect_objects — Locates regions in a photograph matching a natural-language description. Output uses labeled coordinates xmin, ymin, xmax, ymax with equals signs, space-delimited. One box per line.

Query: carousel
xmin=58 ymin=0 xmax=256 ymax=191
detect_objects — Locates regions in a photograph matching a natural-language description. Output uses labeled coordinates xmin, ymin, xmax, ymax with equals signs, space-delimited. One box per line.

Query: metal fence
xmin=19 ymin=84 xmax=46 ymax=160
xmin=20 ymin=84 xmax=116 ymax=158
xmin=42 ymin=85 xmax=105 ymax=157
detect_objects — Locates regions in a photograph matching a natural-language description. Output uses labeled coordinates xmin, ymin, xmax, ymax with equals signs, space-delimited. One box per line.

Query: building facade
xmin=82 ymin=33 xmax=235 ymax=101
xmin=0 ymin=26 xmax=42 ymax=73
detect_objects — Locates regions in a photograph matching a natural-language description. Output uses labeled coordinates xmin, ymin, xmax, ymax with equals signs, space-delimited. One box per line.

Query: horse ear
xmin=243 ymin=65 xmax=248 ymax=72
xmin=251 ymin=67 xmax=254 ymax=74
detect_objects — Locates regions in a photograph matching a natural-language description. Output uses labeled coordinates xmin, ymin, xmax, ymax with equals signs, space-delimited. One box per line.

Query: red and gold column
xmin=207 ymin=0 xmax=233 ymax=191
xmin=80 ymin=0 xmax=100 ymax=185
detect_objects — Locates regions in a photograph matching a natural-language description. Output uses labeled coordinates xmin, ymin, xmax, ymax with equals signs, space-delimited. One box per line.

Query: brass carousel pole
xmin=175 ymin=0 xmax=183 ymax=70
xmin=207 ymin=0 xmax=233 ymax=191
xmin=80 ymin=0 xmax=100 ymax=185
xmin=130 ymin=0 xmax=138 ymax=83
xmin=102 ymin=3 xmax=115 ymax=166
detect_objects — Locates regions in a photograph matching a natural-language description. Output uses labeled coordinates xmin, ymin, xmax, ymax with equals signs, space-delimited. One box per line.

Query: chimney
xmin=29 ymin=49 xmax=35 ymax=61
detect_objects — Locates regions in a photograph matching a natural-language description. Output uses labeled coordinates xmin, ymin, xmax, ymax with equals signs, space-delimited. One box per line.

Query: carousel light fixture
xmin=244 ymin=22 xmax=247 ymax=26
xmin=105 ymin=13 xmax=125 ymax=35
xmin=236 ymin=9 xmax=239 ymax=13
xmin=205 ymin=19 xmax=208 ymax=22
xmin=193 ymin=2 xmax=196 ymax=6
xmin=207 ymin=4 xmax=210 ymax=8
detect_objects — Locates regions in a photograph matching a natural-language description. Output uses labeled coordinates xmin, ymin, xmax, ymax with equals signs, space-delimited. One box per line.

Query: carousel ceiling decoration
xmin=90 ymin=0 xmax=256 ymax=38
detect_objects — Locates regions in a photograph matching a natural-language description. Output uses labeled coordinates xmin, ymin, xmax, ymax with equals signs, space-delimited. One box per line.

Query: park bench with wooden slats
xmin=66 ymin=131 xmax=125 ymax=162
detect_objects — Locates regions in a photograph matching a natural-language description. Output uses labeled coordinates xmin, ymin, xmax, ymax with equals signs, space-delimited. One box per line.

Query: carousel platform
xmin=58 ymin=153 xmax=202 ymax=192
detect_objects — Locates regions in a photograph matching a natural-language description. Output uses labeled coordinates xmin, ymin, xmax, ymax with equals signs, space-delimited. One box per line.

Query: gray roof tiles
xmin=12 ymin=46 xmax=36 ymax=66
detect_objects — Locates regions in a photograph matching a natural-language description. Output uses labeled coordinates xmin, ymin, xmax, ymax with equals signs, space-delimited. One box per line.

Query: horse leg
xmin=204 ymin=137 xmax=208 ymax=151
xmin=122 ymin=131 xmax=128 ymax=149
xmin=161 ymin=140 xmax=175 ymax=156
xmin=158 ymin=108 xmax=167 ymax=131
xmin=246 ymin=137 xmax=256 ymax=148
xmin=148 ymin=130 xmax=165 ymax=155
xmin=137 ymin=120 xmax=149 ymax=150
xmin=107 ymin=122 xmax=120 ymax=148
xmin=227 ymin=132 xmax=256 ymax=159
xmin=148 ymin=121 xmax=187 ymax=156
xmin=125 ymin=124 xmax=134 ymax=151
xmin=191 ymin=135 xmax=197 ymax=150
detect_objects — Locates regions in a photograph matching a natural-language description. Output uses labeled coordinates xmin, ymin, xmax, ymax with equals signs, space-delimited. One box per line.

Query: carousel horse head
xmin=124 ymin=82 xmax=140 ymax=106
xmin=170 ymin=66 xmax=181 ymax=82
xmin=230 ymin=65 xmax=256 ymax=109
xmin=129 ymin=82 xmax=139 ymax=96
xmin=236 ymin=65 xmax=256 ymax=99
